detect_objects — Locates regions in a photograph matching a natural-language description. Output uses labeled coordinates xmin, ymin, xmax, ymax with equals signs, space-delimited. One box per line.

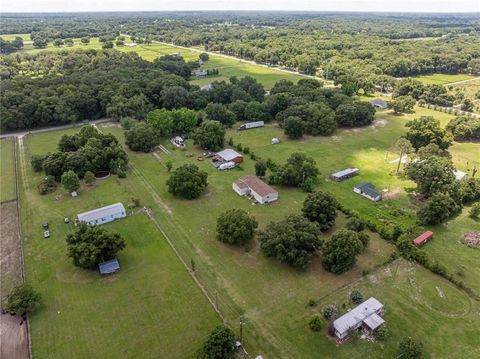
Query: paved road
xmin=0 ymin=119 xmax=112 ymax=139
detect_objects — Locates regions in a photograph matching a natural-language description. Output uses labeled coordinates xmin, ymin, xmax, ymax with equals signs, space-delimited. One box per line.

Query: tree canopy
xmin=166 ymin=164 xmax=208 ymax=199
xmin=302 ymin=191 xmax=338 ymax=231
xmin=322 ymin=229 xmax=362 ymax=274
xmin=216 ymin=209 xmax=258 ymax=245
xmin=193 ymin=120 xmax=226 ymax=151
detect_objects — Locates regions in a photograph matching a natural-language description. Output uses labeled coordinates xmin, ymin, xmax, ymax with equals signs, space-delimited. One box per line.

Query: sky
xmin=1 ymin=0 xmax=479 ymax=13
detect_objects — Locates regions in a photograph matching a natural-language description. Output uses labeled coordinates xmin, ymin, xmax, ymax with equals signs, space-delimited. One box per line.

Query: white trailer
xmin=219 ymin=161 xmax=236 ymax=171
xmin=238 ymin=121 xmax=265 ymax=131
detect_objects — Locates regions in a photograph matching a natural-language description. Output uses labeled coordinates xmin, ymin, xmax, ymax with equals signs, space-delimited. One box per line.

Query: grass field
xmin=19 ymin=128 xmax=220 ymax=359
xmin=0 ymin=138 xmax=16 ymax=202
xmin=411 ymin=73 xmax=474 ymax=85
xmin=0 ymin=33 xmax=31 ymax=41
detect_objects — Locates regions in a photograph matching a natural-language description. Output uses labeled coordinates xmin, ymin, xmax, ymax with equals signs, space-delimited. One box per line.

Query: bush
xmin=30 ymin=154 xmax=45 ymax=172
xmin=5 ymin=282 xmax=41 ymax=315
xmin=199 ymin=325 xmax=235 ymax=359
xmin=167 ymin=164 xmax=208 ymax=199
xmin=357 ymin=231 xmax=370 ymax=250
xmin=350 ymin=290 xmax=364 ymax=304
xmin=397 ymin=336 xmax=424 ymax=359
xmin=345 ymin=217 xmax=365 ymax=232
xmin=375 ymin=325 xmax=389 ymax=341
xmin=308 ymin=298 xmax=317 ymax=307
xmin=469 ymin=202 xmax=480 ymax=219
xmin=61 ymin=170 xmax=80 ymax=193
xmin=84 ymin=171 xmax=96 ymax=185
xmin=255 ymin=161 xmax=267 ymax=177
xmin=216 ymin=209 xmax=258 ymax=245
xmin=322 ymin=304 xmax=338 ymax=320
xmin=117 ymin=169 xmax=127 ymax=178
xmin=308 ymin=315 xmax=323 ymax=332
xmin=38 ymin=176 xmax=57 ymax=195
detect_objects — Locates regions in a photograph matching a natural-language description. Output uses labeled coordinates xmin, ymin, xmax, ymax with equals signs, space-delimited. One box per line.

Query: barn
xmin=413 ymin=231 xmax=433 ymax=247
xmin=217 ymin=149 xmax=244 ymax=164
xmin=76 ymin=203 xmax=126 ymax=226
xmin=233 ymin=175 xmax=278 ymax=204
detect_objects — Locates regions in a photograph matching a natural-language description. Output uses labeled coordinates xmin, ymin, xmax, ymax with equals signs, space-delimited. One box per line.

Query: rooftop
xmin=77 ymin=202 xmax=126 ymax=223
xmin=99 ymin=258 xmax=120 ymax=274
xmin=234 ymin=175 xmax=277 ymax=197
xmin=354 ymin=182 xmax=382 ymax=198
xmin=331 ymin=168 xmax=359 ymax=178
xmin=334 ymin=297 xmax=384 ymax=334
xmin=217 ymin=149 xmax=243 ymax=161
xmin=413 ymin=231 xmax=433 ymax=246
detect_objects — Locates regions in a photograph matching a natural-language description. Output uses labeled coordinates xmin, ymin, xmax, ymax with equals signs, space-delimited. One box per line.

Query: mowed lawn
xmin=0 ymin=137 xmax=16 ymax=202
xmin=411 ymin=73 xmax=475 ymax=85
xmin=19 ymin=129 xmax=220 ymax=359
xmin=0 ymin=33 xmax=31 ymax=41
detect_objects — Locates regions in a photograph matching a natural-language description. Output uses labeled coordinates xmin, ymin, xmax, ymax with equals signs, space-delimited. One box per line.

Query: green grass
xmin=1 ymin=137 xmax=16 ymax=202
xmin=20 ymin=129 xmax=220 ymax=359
xmin=0 ymin=33 xmax=31 ymax=41
xmin=411 ymin=74 xmax=474 ymax=85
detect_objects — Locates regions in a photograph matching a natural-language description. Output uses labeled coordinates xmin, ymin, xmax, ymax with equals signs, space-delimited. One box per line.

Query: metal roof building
xmin=333 ymin=297 xmax=385 ymax=340
xmin=77 ymin=203 xmax=126 ymax=226
xmin=216 ymin=149 xmax=244 ymax=163
xmin=99 ymin=258 xmax=120 ymax=275
xmin=353 ymin=183 xmax=382 ymax=202
xmin=330 ymin=168 xmax=359 ymax=182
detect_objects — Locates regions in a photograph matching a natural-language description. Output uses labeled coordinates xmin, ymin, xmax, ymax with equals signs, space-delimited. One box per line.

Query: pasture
xmin=0 ymin=137 xmax=16 ymax=202
xmin=17 ymin=128 xmax=220 ymax=359
xmin=411 ymin=73 xmax=474 ymax=85
xmin=0 ymin=33 xmax=31 ymax=41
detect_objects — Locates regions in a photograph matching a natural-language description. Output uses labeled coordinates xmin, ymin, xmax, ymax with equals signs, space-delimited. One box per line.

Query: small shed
xmin=193 ymin=69 xmax=208 ymax=77
xmin=271 ymin=138 xmax=280 ymax=145
xmin=370 ymin=99 xmax=388 ymax=109
xmin=99 ymin=258 xmax=120 ymax=275
xmin=217 ymin=149 xmax=244 ymax=164
xmin=330 ymin=168 xmax=359 ymax=182
xmin=413 ymin=231 xmax=433 ymax=247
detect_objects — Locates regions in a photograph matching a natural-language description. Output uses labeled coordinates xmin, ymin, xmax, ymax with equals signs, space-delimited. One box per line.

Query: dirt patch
xmin=373 ymin=119 xmax=387 ymax=127
xmin=0 ymin=313 xmax=29 ymax=359
xmin=382 ymin=188 xmax=401 ymax=200
xmin=463 ymin=231 xmax=480 ymax=248
xmin=331 ymin=135 xmax=342 ymax=142
xmin=100 ymin=122 xmax=121 ymax=128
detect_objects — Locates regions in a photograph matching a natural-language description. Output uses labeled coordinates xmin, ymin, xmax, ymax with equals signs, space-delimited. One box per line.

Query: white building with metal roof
xmin=333 ymin=297 xmax=385 ymax=340
xmin=76 ymin=203 xmax=126 ymax=226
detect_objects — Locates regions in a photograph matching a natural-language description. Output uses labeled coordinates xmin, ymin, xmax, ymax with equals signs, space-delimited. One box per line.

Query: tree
xmin=166 ymin=160 xmax=173 ymax=173
xmin=345 ymin=217 xmax=365 ymax=232
xmin=64 ymin=38 xmax=74 ymax=47
xmin=255 ymin=161 xmax=267 ymax=177
xmin=167 ymin=164 xmax=208 ymax=199
xmin=199 ymin=53 xmax=209 ymax=62
xmin=5 ymin=282 xmax=41 ymax=315
xmin=84 ymin=171 xmax=96 ymax=185
xmin=53 ymin=38 xmax=64 ymax=47
xmin=405 ymin=116 xmax=452 ymax=151
xmin=216 ymin=209 xmax=258 ymax=245
xmin=394 ymin=138 xmax=414 ymax=173
xmin=357 ymin=231 xmax=370 ymax=250
xmin=322 ymin=304 xmax=338 ymax=320
xmin=302 ymin=191 xmax=337 ymax=230
xmin=417 ymin=193 xmax=461 ymax=225
xmin=102 ymin=41 xmax=114 ymax=49
xmin=30 ymin=154 xmax=45 ymax=172
xmin=397 ymin=337 xmax=424 ymax=359
xmin=270 ymin=153 xmax=319 ymax=190
xmin=146 ymin=109 xmax=175 ymax=137
xmin=125 ymin=123 xmax=159 ymax=152
xmin=335 ymin=102 xmax=375 ymax=127
xmin=61 ymin=170 xmax=80 ymax=193
xmin=66 ymin=223 xmax=126 ymax=269
xmin=469 ymin=202 xmax=480 ymax=219
xmin=33 ymin=37 xmax=47 ymax=49
xmin=205 ymin=103 xmax=236 ymax=128
xmin=38 ymin=176 xmax=57 ymax=195
xmin=446 ymin=116 xmax=480 ymax=141
xmin=200 ymin=325 xmax=235 ymax=359
xmin=284 ymin=116 xmax=305 ymax=139
xmin=308 ymin=315 xmax=323 ymax=332
xmin=322 ymin=229 xmax=362 ymax=274
xmin=193 ymin=120 xmax=225 ymax=151
xmin=376 ymin=325 xmax=390 ymax=341
xmin=350 ymin=290 xmax=363 ymax=304
xmin=390 ymin=95 xmax=416 ymax=114
xmin=80 ymin=37 xmax=90 ymax=45
xmin=460 ymin=99 xmax=474 ymax=112
xmin=259 ymin=214 xmax=321 ymax=269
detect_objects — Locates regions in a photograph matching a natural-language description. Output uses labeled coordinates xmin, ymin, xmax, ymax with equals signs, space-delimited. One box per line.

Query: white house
xmin=353 ymin=183 xmax=382 ymax=202
xmin=76 ymin=203 xmax=126 ymax=226
xmin=333 ymin=297 xmax=385 ymax=340
xmin=233 ymin=175 xmax=278 ymax=204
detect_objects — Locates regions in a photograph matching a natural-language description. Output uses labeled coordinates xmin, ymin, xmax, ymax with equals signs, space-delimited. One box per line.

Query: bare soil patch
xmin=382 ymin=188 xmax=401 ymax=200
xmin=463 ymin=231 xmax=480 ymax=248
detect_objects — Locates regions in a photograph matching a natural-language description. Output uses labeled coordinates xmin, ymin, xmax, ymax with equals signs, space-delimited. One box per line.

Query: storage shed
xmin=233 ymin=175 xmax=278 ymax=204
xmin=99 ymin=258 xmax=120 ymax=275
xmin=77 ymin=203 xmax=126 ymax=226
xmin=370 ymin=99 xmax=388 ymax=109
xmin=413 ymin=231 xmax=433 ymax=247
xmin=353 ymin=183 xmax=382 ymax=202
xmin=217 ymin=149 xmax=244 ymax=164
xmin=329 ymin=168 xmax=359 ymax=182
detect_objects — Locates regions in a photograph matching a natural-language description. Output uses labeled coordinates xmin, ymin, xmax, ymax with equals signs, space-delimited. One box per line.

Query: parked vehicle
xmin=238 ymin=121 xmax=265 ymax=131
xmin=219 ymin=161 xmax=236 ymax=171
xmin=44 ymin=230 xmax=50 ymax=238
xmin=42 ymin=222 xmax=49 ymax=229
xmin=64 ymin=217 xmax=70 ymax=223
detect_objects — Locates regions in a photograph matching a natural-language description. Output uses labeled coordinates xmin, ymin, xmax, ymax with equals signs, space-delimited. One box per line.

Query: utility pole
xmin=239 ymin=316 xmax=244 ymax=343
xmin=214 ymin=289 xmax=218 ymax=310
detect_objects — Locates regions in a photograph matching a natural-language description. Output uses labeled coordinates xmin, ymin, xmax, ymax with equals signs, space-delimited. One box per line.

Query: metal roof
xmin=354 ymin=182 xmax=381 ymax=198
xmin=234 ymin=175 xmax=277 ymax=197
xmin=363 ymin=313 xmax=385 ymax=330
xmin=333 ymin=297 xmax=384 ymax=335
xmin=99 ymin=259 xmax=120 ymax=274
xmin=217 ymin=149 xmax=243 ymax=161
xmin=331 ymin=168 xmax=359 ymax=178
xmin=77 ymin=203 xmax=126 ymax=223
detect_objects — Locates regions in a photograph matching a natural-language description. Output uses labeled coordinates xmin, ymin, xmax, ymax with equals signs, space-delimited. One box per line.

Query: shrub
xmin=117 ymin=169 xmax=127 ymax=178
xmin=350 ymin=290 xmax=364 ymax=304
xmin=397 ymin=336 xmax=423 ymax=359
xmin=61 ymin=170 xmax=80 ymax=193
xmin=5 ymin=282 xmax=41 ymax=315
xmin=345 ymin=217 xmax=365 ymax=232
xmin=322 ymin=304 xmax=338 ymax=320
xmin=470 ymin=202 xmax=480 ymax=219
xmin=199 ymin=325 xmax=235 ymax=359
xmin=84 ymin=171 xmax=96 ymax=185
xmin=255 ymin=161 xmax=267 ymax=177
xmin=38 ymin=176 xmax=57 ymax=195
xmin=308 ymin=315 xmax=323 ymax=332
xmin=30 ymin=154 xmax=45 ymax=172
xmin=308 ymin=298 xmax=317 ymax=307
xmin=357 ymin=231 xmax=370 ymax=250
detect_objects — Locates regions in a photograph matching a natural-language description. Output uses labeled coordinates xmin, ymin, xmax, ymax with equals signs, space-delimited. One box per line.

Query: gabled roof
xmin=99 ymin=258 xmax=120 ymax=274
xmin=354 ymin=182 xmax=381 ymax=198
xmin=234 ymin=175 xmax=277 ymax=197
xmin=370 ymin=99 xmax=388 ymax=107
xmin=334 ymin=297 xmax=384 ymax=334
xmin=331 ymin=168 xmax=359 ymax=178
xmin=77 ymin=203 xmax=126 ymax=223
xmin=363 ymin=313 xmax=385 ymax=330
xmin=217 ymin=149 xmax=243 ymax=161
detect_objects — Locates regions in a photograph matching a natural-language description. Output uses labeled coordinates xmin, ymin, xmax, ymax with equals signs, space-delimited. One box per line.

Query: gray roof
xmin=363 ymin=313 xmax=385 ymax=330
xmin=354 ymin=182 xmax=381 ymax=198
xmin=77 ymin=203 xmax=126 ymax=223
xmin=331 ymin=168 xmax=359 ymax=178
xmin=370 ymin=99 xmax=388 ymax=108
xmin=334 ymin=297 xmax=384 ymax=335
xmin=217 ymin=149 xmax=243 ymax=161
xmin=99 ymin=259 xmax=120 ymax=274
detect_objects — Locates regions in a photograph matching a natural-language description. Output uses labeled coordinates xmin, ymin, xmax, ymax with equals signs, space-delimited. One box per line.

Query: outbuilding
xmin=333 ymin=297 xmax=385 ymax=340
xmin=329 ymin=168 xmax=359 ymax=182
xmin=233 ymin=175 xmax=278 ymax=204
xmin=76 ymin=202 xmax=126 ymax=226
xmin=370 ymin=99 xmax=388 ymax=109
xmin=413 ymin=231 xmax=433 ymax=247
xmin=353 ymin=183 xmax=382 ymax=202
xmin=99 ymin=258 xmax=120 ymax=275
xmin=216 ymin=149 xmax=244 ymax=164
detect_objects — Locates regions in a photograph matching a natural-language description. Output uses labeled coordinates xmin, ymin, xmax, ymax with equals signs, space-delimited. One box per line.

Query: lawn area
xmin=411 ymin=73 xmax=474 ymax=85
xmin=19 ymin=129 xmax=220 ymax=359
xmin=449 ymin=78 xmax=480 ymax=99
xmin=0 ymin=137 xmax=16 ymax=202
xmin=0 ymin=33 xmax=31 ymax=41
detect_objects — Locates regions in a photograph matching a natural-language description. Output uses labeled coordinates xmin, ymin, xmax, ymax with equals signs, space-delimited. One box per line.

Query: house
xmin=413 ymin=231 xmax=433 ymax=247
xmin=233 ymin=175 xmax=278 ymax=204
xmin=370 ymin=99 xmax=388 ymax=109
xmin=333 ymin=297 xmax=385 ymax=340
xmin=216 ymin=149 xmax=243 ymax=164
xmin=201 ymin=84 xmax=212 ymax=91
xmin=329 ymin=168 xmax=359 ymax=182
xmin=99 ymin=258 xmax=120 ymax=275
xmin=453 ymin=169 xmax=467 ymax=181
xmin=353 ymin=183 xmax=382 ymax=202
xmin=193 ymin=69 xmax=208 ymax=77
xmin=76 ymin=202 xmax=126 ymax=226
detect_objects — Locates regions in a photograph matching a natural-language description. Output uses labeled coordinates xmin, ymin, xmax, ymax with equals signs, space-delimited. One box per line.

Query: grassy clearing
xmin=20 ymin=129 xmax=220 ymax=359
xmin=0 ymin=33 xmax=31 ymax=41
xmin=411 ymin=73 xmax=474 ymax=85
xmin=0 ymin=137 xmax=16 ymax=202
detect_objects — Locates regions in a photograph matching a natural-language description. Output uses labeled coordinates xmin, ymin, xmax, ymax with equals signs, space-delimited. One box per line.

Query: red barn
xmin=413 ymin=231 xmax=433 ymax=247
